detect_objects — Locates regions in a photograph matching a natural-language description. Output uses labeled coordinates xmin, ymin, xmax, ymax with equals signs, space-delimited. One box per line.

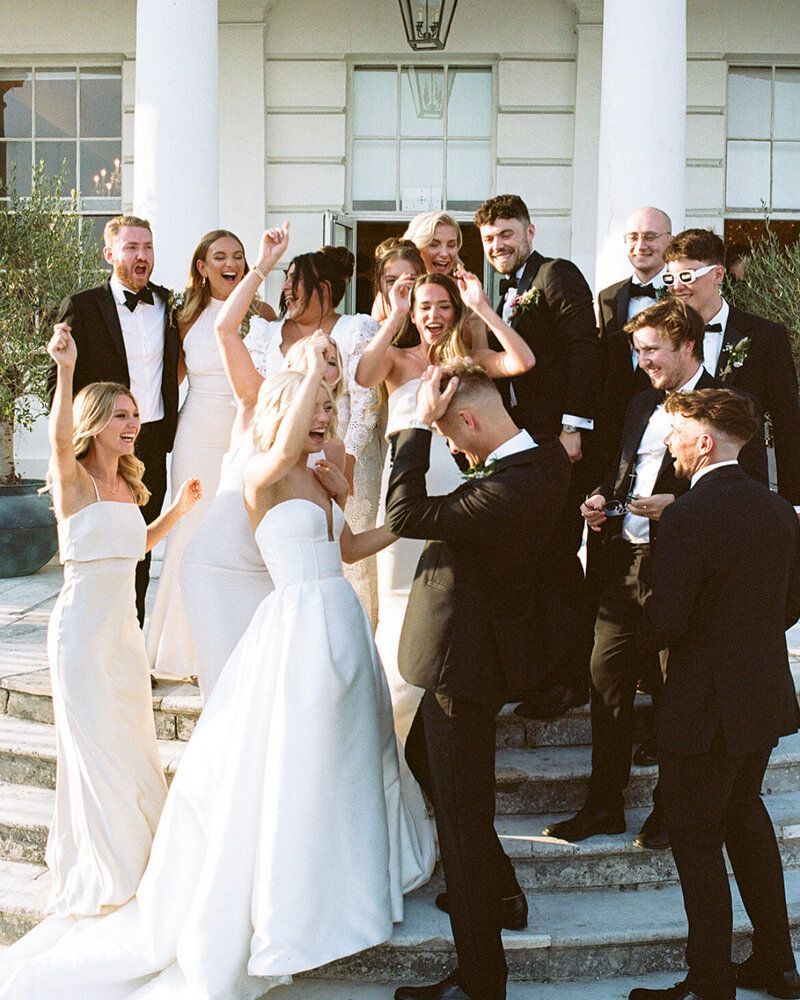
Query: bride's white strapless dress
xmin=375 ymin=379 xmax=463 ymax=743
xmin=0 ymin=499 xmax=435 ymax=1000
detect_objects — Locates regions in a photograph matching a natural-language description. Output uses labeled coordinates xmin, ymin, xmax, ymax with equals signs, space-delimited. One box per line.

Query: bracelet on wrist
xmin=253 ymin=264 xmax=267 ymax=281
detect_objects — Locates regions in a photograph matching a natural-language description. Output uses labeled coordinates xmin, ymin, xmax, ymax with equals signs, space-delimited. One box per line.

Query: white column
xmin=133 ymin=0 xmax=219 ymax=288
xmin=569 ymin=1 xmax=604 ymax=291
xmin=594 ymin=0 xmax=686 ymax=291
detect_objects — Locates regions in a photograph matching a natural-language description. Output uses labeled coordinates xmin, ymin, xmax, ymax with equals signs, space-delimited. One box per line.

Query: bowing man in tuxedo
xmin=47 ymin=215 xmax=180 ymax=625
xmin=596 ymin=206 xmax=672 ymax=471
xmin=544 ymin=299 xmax=768 ymax=850
xmin=628 ymin=389 xmax=800 ymax=1000
xmin=474 ymin=194 xmax=602 ymax=716
xmin=387 ymin=360 xmax=570 ymax=1000
xmin=664 ymin=228 xmax=800 ymax=508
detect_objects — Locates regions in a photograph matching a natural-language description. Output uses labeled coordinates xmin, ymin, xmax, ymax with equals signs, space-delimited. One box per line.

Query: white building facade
xmin=4 ymin=0 xmax=800 ymax=472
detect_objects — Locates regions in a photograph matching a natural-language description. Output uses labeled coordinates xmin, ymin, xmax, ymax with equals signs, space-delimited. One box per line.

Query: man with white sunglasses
xmin=664 ymin=229 xmax=800 ymax=508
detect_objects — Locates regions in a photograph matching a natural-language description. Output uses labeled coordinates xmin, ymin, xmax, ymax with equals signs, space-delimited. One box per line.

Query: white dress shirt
xmin=627 ymin=269 xmax=666 ymax=370
xmin=109 ymin=274 xmax=166 ymax=424
xmin=702 ymin=298 xmax=729 ymax=378
xmin=485 ymin=429 xmax=536 ymax=465
xmin=621 ymin=365 xmax=706 ymax=544
xmin=690 ymin=460 xmax=738 ymax=488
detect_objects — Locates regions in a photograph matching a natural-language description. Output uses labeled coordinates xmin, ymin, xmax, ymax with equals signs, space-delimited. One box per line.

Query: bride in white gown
xmin=0 ymin=338 xmax=434 ymax=1000
xmin=357 ymin=267 xmax=535 ymax=743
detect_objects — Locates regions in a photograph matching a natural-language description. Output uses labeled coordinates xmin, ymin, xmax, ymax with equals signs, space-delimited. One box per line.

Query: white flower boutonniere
xmin=509 ymin=287 xmax=541 ymax=320
xmin=718 ymin=337 xmax=750 ymax=382
xmin=462 ymin=457 xmax=499 ymax=481
xmin=656 ymin=285 xmax=672 ymax=302
xmin=167 ymin=290 xmax=184 ymax=327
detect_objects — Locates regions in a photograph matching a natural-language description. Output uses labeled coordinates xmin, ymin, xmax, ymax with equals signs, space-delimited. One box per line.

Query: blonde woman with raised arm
xmin=42 ymin=324 xmax=201 ymax=919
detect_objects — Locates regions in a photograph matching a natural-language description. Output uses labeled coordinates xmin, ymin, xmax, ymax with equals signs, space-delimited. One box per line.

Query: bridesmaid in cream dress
xmin=357 ymin=268 xmax=535 ymax=742
xmin=44 ymin=324 xmax=201 ymax=918
xmin=146 ymin=230 xmax=275 ymax=680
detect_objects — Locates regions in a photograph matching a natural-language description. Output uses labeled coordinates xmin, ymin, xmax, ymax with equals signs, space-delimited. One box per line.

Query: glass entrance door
xmin=323 ymin=210 xmax=357 ymax=314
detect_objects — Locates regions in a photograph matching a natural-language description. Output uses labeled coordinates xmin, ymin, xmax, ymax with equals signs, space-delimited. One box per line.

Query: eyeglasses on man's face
xmin=662 ymin=264 xmax=718 ymax=286
xmin=624 ymin=231 xmax=670 ymax=245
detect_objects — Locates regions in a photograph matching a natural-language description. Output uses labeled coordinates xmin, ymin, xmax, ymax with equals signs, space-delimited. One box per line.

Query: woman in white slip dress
xmin=0 ymin=340 xmax=434 ymax=1000
xmin=357 ymin=269 xmax=536 ymax=743
xmin=42 ymin=325 xmax=201 ymax=919
xmin=146 ymin=230 xmax=275 ymax=680
xmin=245 ymin=238 xmax=383 ymax=623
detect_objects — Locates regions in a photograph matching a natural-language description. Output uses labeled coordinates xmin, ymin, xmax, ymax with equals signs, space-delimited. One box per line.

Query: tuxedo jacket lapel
xmin=716 ymin=305 xmax=747 ymax=379
xmin=615 ymin=279 xmax=632 ymax=337
xmin=616 ymin=391 xmax=662 ymax=495
xmin=97 ymin=283 xmax=129 ymax=375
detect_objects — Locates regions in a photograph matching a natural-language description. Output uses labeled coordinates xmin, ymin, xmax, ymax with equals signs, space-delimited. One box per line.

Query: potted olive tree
xmin=0 ymin=164 xmax=104 ymax=576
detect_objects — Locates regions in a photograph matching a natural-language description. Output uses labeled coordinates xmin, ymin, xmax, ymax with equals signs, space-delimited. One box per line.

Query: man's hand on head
xmin=414 ymin=365 xmax=459 ymax=426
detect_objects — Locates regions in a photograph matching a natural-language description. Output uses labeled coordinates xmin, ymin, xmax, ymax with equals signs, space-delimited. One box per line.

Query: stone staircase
xmin=0 ymin=568 xmax=798 ymax=997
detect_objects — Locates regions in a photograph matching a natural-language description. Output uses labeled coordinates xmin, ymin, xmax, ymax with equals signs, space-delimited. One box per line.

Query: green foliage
xmin=725 ymin=224 xmax=800 ymax=374
xmin=0 ymin=162 xmax=105 ymax=479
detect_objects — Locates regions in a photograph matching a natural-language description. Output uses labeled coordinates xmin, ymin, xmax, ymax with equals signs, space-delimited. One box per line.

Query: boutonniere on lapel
xmin=166 ymin=290 xmax=184 ymax=327
xmin=509 ymin=286 xmax=541 ymax=320
xmin=718 ymin=337 xmax=750 ymax=381
xmin=655 ymin=285 xmax=672 ymax=302
xmin=462 ymin=457 xmax=499 ymax=481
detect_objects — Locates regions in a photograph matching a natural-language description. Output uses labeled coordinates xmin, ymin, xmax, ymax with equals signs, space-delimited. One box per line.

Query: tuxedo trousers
xmin=660 ymin=735 xmax=795 ymax=999
xmin=588 ymin=539 xmax=663 ymax=811
xmin=134 ymin=420 xmax=169 ymax=628
xmin=406 ymin=691 xmax=517 ymax=1000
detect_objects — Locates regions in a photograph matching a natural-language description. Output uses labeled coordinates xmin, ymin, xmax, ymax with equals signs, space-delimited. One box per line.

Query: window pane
xmin=0 ymin=69 xmax=33 ymax=138
xmin=400 ymin=139 xmax=443 ymax=211
xmin=447 ymin=68 xmax=492 ymax=138
xmin=401 ymin=68 xmax=445 ymax=138
xmin=446 ymin=140 xmax=492 ymax=211
xmin=35 ymin=69 xmax=77 ymax=138
xmin=726 ymin=140 xmax=770 ymax=209
xmin=727 ymin=67 xmax=771 ymax=140
xmin=80 ymin=139 xmax=121 ymax=203
xmin=0 ymin=140 xmax=33 ymax=196
xmin=36 ymin=139 xmax=77 ymax=189
xmin=774 ymin=68 xmax=800 ymax=140
xmin=353 ymin=69 xmax=396 ymax=137
xmin=80 ymin=69 xmax=121 ymax=137
xmin=352 ymin=139 xmax=396 ymax=211
xmin=773 ymin=142 xmax=800 ymax=209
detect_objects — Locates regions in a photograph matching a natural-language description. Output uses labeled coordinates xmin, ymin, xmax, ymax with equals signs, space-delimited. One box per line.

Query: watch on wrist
xmin=561 ymin=424 xmax=580 ymax=434
xmin=409 ymin=419 xmax=433 ymax=432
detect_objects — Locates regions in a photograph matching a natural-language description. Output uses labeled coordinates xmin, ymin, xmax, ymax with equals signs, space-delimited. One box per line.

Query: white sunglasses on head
xmin=663 ymin=264 xmax=718 ymax=286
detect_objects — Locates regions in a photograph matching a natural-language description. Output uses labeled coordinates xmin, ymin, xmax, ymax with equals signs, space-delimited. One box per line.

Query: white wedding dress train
xmin=0 ymin=499 xmax=435 ymax=999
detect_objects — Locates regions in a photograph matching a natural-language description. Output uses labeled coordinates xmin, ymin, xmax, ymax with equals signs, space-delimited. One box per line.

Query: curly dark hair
xmin=473 ymin=194 xmax=531 ymax=228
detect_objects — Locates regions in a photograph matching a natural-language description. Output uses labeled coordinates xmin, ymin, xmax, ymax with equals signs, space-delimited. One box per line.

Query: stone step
xmin=0 ymin=859 xmax=797 ymax=983
xmin=0 ymin=714 xmax=185 ymax=791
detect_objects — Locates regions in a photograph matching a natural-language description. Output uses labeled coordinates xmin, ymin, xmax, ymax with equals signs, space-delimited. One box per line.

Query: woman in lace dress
xmin=146 ymin=230 xmax=275 ymax=681
xmin=243 ymin=237 xmax=383 ymax=622
xmin=356 ymin=270 xmax=536 ymax=743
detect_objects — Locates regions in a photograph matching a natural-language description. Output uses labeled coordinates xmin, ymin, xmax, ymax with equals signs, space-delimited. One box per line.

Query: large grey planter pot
xmin=0 ymin=481 xmax=58 ymax=578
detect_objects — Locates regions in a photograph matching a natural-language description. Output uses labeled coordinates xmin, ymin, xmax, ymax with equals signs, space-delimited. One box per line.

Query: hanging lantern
xmin=398 ymin=0 xmax=459 ymax=51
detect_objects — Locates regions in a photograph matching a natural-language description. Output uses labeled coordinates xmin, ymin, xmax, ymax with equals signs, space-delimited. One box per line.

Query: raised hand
xmin=388 ymin=272 xmax=414 ymax=318
xmin=47 ymin=323 xmax=77 ymax=369
xmin=175 ymin=478 xmax=203 ymax=515
xmin=256 ymin=222 xmax=290 ymax=274
xmin=415 ymin=364 xmax=459 ymax=426
xmin=453 ymin=266 xmax=489 ymax=314
xmin=303 ymin=332 xmax=329 ymax=379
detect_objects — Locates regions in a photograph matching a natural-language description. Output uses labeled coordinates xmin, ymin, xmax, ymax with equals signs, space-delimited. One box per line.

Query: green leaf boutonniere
xmin=462 ymin=457 xmax=499 ymax=481
xmin=718 ymin=337 xmax=750 ymax=382
xmin=509 ymin=287 xmax=541 ymax=320
xmin=655 ymin=285 xmax=672 ymax=302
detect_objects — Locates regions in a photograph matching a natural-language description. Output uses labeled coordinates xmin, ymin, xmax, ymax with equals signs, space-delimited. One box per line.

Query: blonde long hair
xmin=52 ymin=382 xmax=150 ymax=505
xmin=403 ymin=211 xmax=463 ymax=262
xmin=282 ymin=337 xmax=345 ymax=404
xmin=252 ymin=371 xmax=338 ymax=454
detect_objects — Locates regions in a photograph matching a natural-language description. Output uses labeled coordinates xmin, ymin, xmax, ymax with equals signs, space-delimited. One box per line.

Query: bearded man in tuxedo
xmin=387 ymin=360 xmax=570 ymax=1000
xmin=474 ymin=193 xmax=602 ymax=718
xmin=47 ymin=215 xmax=179 ymax=625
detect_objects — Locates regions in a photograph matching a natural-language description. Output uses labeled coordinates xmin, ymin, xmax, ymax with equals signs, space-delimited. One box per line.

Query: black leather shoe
xmin=514 ymin=685 xmax=587 ymax=720
xmin=543 ymin=806 xmax=626 ymax=842
xmin=434 ymin=890 xmax=528 ymax=930
xmin=735 ymin=954 xmax=800 ymax=998
xmin=628 ymin=978 xmax=706 ymax=999
xmin=633 ymin=740 xmax=659 ymax=766
xmin=632 ymin=810 xmax=670 ymax=850
xmin=395 ymin=970 xmax=471 ymax=999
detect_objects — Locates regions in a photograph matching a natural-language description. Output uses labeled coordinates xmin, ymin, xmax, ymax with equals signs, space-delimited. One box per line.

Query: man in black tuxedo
xmin=474 ymin=194 xmax=602 ymax=716
xmin=387 ymin=360 xmax=570 ymax=1000
xmin=47 ymin=215 xmax=180 ymax=624
xmin=664 ymin=228 xmax=800 ymax=507
xmin=628 ymin=389 xmax=800 ymax=1000
xmin=544 ymin=299 xmax=768 ymax=850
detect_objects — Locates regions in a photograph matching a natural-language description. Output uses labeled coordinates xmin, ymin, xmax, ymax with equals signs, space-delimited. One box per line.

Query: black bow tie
xmin=705 ymin=323 xmax=723 ymax=333
xmin=123 ymin=286 xmax=155 ymax=312
xmin=498 ymin=276 xmax=515 ymax=297
xmin=631 ymin=283 xmax=658 ymax=299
